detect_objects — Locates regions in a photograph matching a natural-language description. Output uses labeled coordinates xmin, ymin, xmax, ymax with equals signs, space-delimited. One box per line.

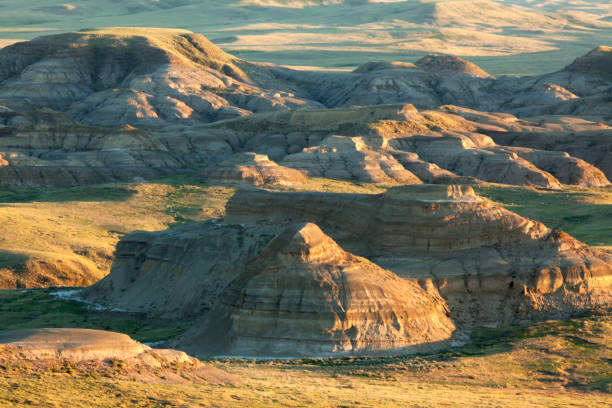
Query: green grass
xmin=0 ymin=185 xmax=135 ymax=203
xmin=476 ymin=185 xmax=612 ymax=247
xmin=0 ymin=289 xmax=189 ymax=343
xmin=0 ymin=252 xmax=28 ymax=269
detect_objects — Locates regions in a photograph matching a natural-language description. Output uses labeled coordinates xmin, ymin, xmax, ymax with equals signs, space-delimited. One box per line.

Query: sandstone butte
xmin=86 ymin=185 xmax=612 ymax=357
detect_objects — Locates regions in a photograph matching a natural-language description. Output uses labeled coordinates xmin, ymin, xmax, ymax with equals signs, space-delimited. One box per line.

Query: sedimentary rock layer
xmin=225 ymin=185 xmax=612 ymax=327
xmin=90 ymin=185 xmax=612 ymax=357
xmin=201 ymin=152 xmax=308 ymax=186
xmin=175 ymin=223 xmax=455 ymax=357
xmin=86 ymin=222 xmax=282 ymax=318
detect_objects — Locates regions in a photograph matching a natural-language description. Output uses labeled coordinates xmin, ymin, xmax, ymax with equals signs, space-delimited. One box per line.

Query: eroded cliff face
xmin=4 ymin=103 xmax=607 ymax=189
xmin=0 ymin=109 xmax=189 ymax=187
xmin=88 ymin=185 xmax=611 ymax=357
xmin=194 ymin=105 xmax=608 ymax=189
xmin=86 ymin=222 xmax=281 ymax=318
xmin=201 ymin=152 xmax=308 ymax=187
xmin=0 ymin=31 xmax=609 ymax=190
xmin=174 ymin=223 xmax=456 ymax=357
xmin=225 ymin=185 xmax=612 ymax=327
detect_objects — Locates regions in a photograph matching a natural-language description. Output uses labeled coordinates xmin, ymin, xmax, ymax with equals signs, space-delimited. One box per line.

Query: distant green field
xmin=0 ymin=288 xmax=189 ymax=343
xmin=1 ymin=0 xmax=611 ymax=75
xmin=477 ymin=185 xmax=612 ymax=248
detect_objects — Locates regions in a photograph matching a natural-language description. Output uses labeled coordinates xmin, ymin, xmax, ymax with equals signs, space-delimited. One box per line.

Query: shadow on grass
xmin=0 ymin=251 xmax=28 ymax=268
xmin=0 ymin=185 xmax=135 ymax=203
xmin=0 ymin=288 xmax=190 ymax=343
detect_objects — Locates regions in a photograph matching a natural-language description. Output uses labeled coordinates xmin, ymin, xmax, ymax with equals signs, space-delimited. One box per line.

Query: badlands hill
xmin=87 ymin=185 xmax=612 ymax=356
xmin=0 ymin=30 xmax=609 ymax=189
xmin=0 ymin=29 xmax=611 ymax=290
xmin=175 ymin=223 xmax=455 ymax=357
xmin=414 ymin=54 xmax=491 ymax=78
xmin=1 ymin=29 xmax=611 ymax=120
xmin=0 ymin=28 xmax=319 ymax=126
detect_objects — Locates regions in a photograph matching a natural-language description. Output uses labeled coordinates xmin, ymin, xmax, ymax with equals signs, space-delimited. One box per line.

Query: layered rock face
xmin=198 ymin=104 xmax=607 ymax=188
xmin=440 ymin=105 xmax=612 ymax=182
xmin=201 ymin=152 xmax=308 ymax=187
xmin=174 ymin=223 xmax=455 ymax=357
xmin=226 ymin=186 xmax=612 ymax=327
xmin=90 ymin=185 xmax=611 ymax=356
xmin=0 ymin=109 xmax=190 ymax=187
xmin=86 ymin=222 xmax=282 ymax=318
xmin=281 ymin=136 xmax=422 ymax=184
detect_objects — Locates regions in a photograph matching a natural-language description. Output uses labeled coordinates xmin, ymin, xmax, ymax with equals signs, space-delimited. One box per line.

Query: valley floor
xmin=0 ymin=311 xmax=610 ymax=407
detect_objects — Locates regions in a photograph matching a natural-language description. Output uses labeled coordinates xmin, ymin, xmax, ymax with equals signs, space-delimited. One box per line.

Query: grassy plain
xmin=0 ymin=1 xmax=611 ymax=75
xmin=0 ymin=177 xmax=234 ymax=287
xmin=477 ymin=184 xmax=612 ymax=248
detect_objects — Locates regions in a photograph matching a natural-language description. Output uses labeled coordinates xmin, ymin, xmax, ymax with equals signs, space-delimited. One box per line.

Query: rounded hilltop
xmin=415 ymin=54 xmax=491 ymax=78
xmin=35 ymin=27 xmax=238 ymax=71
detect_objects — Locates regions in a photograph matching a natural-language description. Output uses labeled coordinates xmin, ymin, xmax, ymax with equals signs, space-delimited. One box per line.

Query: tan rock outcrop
xmin=0 ymin=109 xmax=188 ymax=187
xmin=202 ymin=152 xmax=308 ymax=186
xmin=0 ymin=328 xmax=150 ymax=361
xmin=563 ymin=45 xmax=612 ymax=80
xmin=0 ymin=328 xmax=235 ymax=384
xmin=225 ymin=186 xmax=612 ymax=327
xmin=90 ymin=184 xmax=611 ymax=358
xmin=415 ymin=55 xmax=492 ymax=78
xmin=200 ymin=104 xmax=608 ymax=188
xmin=440 ymin=105 xmax=612 ymax=182
xmin=280 ymin=136 xmax=422 ymax=184
xmin=174 ymin=223 xmax=455 ymax=357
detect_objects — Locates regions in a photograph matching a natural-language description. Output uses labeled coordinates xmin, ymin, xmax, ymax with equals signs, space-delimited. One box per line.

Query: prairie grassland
xmin=0 ymin=178 xmax=234 ymax=287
